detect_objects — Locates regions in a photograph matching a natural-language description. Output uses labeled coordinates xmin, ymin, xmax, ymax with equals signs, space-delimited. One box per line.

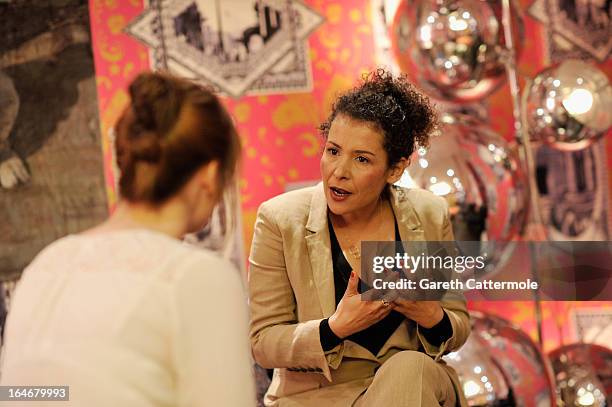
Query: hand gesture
xmin=393 ymin=300 xmax=444 ymax=328
xmin=328 ymin=271 xmax=395 ymax=338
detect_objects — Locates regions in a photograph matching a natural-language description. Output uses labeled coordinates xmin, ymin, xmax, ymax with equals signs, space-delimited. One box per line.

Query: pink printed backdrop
xmin=89 ymin=0 xmax=611 ymax=352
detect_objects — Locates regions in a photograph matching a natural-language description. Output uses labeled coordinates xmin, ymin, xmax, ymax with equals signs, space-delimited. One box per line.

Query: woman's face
xmin=320 ymin=114 xmax=401 ymax=218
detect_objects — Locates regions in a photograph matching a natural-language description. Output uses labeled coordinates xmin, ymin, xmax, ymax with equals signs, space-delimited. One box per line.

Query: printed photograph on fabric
xmin=0 ymin=0 xmax=107 ymax=340
xmin=126 ymin=0 xmax=324 ymax=97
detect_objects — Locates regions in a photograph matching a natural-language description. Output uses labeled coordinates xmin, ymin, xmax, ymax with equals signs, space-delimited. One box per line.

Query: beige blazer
xmin=248 ymin=183 xmax=470 ymax=406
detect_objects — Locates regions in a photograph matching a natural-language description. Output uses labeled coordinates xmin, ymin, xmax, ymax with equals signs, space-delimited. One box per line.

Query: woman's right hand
xmin=328 ymin=271 xmax=395 ymax=339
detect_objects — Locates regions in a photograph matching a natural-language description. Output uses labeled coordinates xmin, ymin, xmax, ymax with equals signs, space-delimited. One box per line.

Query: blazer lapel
xmin=305 ymin=183 xmax=337 ymax=318
xmin=390 ymin=186 xmax=426 ymax=242
xmin=305 ymin=187 xmax=380 ymax=362
xmin=377 ymin=186 xmax=427 ymax=357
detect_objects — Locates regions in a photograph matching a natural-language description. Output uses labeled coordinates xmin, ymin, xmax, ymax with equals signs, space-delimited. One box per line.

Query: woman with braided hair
xmin=0 ymin=72 xmax=256 ymax=406
xmin=248 ymin=69 xmax=470 ymax=406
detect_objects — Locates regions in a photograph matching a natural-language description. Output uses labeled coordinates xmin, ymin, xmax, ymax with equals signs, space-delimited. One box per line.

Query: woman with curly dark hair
xmin=248 ymin=69 xmax=470 ymax=406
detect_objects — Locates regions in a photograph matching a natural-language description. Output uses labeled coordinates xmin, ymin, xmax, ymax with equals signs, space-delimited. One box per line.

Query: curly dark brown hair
xmin=320 ymin=68 xmax=437 ymax=166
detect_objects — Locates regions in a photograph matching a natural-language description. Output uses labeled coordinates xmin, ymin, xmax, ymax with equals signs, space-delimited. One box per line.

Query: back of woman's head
xmin=115 ymin=72 xmax=240 ymax=204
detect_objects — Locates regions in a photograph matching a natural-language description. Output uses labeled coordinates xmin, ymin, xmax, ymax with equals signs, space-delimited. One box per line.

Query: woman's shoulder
xmin=261 ymin=183 xmax=319 ymax=210
xmin=169 ymin=247 xmax=241 ymax=288
xmin=25 ymin=230 xmax=235 ymax=282
xmin=256 ymin=183 xmax=320 ymax=225
xmin=167 ymin=248 xmax=245 ymax=315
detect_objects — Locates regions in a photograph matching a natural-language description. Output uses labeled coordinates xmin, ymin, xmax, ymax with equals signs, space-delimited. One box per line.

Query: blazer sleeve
xmin=416 ymin=201 xmax=471 ymax=361
xmin=248 ymin=202 xmax=339 ymax=381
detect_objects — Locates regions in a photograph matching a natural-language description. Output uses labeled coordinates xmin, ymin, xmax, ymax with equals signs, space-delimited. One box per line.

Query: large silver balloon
xmin=549 ymin=343 xmax=611 ymax=407
xmin=398 ymin=113 xmax=528 ymax=275
xmin=445 ymin=311 xmax=557 ymax=406
xmin=525 ymin=60 xmax=612 ymax=152
xmin=391 ymin=0 xmax=523 ymax=103
xmin=445 ymin=334 xmax=511 ymax=404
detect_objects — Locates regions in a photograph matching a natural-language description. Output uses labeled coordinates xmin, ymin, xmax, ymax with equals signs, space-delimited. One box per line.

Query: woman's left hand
xmin=393 ymin=300 xmax=444 ymax=328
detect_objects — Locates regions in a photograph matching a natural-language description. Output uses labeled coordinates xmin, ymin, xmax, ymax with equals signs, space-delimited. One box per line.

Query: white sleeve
xmin=172 ymin=254 xmax=255 ymax=407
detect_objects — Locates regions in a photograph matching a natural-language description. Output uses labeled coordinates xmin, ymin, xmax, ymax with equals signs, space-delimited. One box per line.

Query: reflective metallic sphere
xmin=445 ymin=334 xmax=511 ymax=404
xmin=391 ymin=0 xmax=523 ymax=103
xmin=398 ymin=113 xmax=528 ymax=274
xmin=445 ymin=311 xmax=557 ymax=406
xmin=549 ymin=343 xmax=612 ymax=407
xmin=526 ymin=60 xmax=612 ymax=151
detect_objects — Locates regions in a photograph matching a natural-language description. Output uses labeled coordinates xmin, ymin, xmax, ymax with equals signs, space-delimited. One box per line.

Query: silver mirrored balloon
xmin=445 ymin=311 xmax=557 ymax=406
xmin=444 ymin=334 xmax=511 ymax=404
xmin=391 ymin=0 xmax=523 ymax=103
xmin=526 ymin=60 xmax=612 ymax=152
xmin=549 ymin=343 xmax=611 ymax=407
xmin=398 ymin=113 xmax=528 ymax=275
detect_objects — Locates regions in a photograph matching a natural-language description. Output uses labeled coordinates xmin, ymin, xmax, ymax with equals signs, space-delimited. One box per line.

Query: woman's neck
xmin=83 ymin=200 xmax=190 ymax=239
xmin=330 ymin=197 xmax=388 ymax=231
